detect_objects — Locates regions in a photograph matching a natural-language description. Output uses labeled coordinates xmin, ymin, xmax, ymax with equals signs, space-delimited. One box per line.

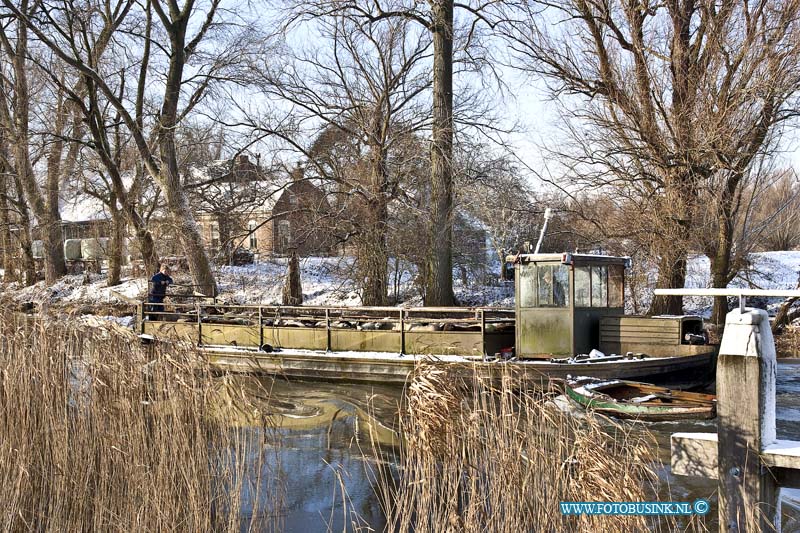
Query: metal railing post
xmin=259 ymin=306 xmax=264 ymax=349
xmin=400 ymin=309 xmax=406 ymax=355
xmin=196 ymin=301 xmax=202 ymax=345
xmin=480 ymin=309 xmax=486 ymax=356
xmin=325 ymin=308 xmax=331 ymax=352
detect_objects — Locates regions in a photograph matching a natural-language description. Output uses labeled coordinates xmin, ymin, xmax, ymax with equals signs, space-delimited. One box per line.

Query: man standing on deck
xmin=148 ymin=264 xmax=173 ymax=320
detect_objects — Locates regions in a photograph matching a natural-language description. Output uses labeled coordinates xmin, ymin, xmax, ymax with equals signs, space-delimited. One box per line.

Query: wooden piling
xmin=716 ymin=308 xmax=778 ymax=531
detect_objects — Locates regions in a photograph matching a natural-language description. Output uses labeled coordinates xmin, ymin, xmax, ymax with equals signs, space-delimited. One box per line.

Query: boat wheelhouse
xmin=514 ymin=253 xmax=627 ymax=357
xmin=514 ymin=252 xmax=710 ymax=360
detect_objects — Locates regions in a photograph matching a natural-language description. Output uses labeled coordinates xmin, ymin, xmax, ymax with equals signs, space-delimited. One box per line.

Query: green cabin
xmin=514 ymin=253 xmax=628 ymax=358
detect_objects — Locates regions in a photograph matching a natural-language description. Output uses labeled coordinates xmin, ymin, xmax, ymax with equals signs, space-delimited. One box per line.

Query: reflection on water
xmin=225 ymin=364 xmax=800 ymax=532
xmin=226 ymin=378 xmax=401 ymax=532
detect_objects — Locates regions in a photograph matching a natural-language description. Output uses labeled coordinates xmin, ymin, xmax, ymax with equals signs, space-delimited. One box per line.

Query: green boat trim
xmin=564 ymin=378 xmax=717 ymax=421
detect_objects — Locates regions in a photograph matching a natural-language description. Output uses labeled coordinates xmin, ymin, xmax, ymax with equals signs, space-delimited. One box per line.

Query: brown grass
xmin=0 ymin=312 xmax=280 ymax=532
xmin=368 ymin=363 xmax=709 ymax=533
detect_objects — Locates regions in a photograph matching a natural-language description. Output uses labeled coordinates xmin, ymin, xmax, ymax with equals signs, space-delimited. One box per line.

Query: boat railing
xmin=139 ymin=300 xmax=515 ymax=355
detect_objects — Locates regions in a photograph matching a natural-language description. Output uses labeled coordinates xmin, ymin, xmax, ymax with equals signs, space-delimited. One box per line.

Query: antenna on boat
xmin=533 ymin=208 xmax=553 ymax=254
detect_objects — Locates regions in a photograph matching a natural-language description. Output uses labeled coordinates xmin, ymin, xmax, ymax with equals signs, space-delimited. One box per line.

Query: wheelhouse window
xmin=574 ymin=264 xmax=622 ymax=308
xmin=591 ymin=266 xmax=608 ymax=307
xmin=519 ymin=264 xmax=537 ymax=308
xmin=574 ymin=267 xmax=591 ymax=307
xmin=520 ymin=263 xmax=568 ymax=308
xmin=609 ymin=264 xmax=624 ymax=307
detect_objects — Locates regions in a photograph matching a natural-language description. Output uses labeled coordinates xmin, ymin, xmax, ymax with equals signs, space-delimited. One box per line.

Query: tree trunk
xmin=107 ymin=202 xmax=123 ymax=286
xmin=425 ymin=0 xmax=455 ymax=307
xmin=497 ymin=249 xmax=508 ymax=281
xmin=10 ymin=17 xmax=66 ymax=285
xmin=709 ymin=173 xmax=743 ymax=326
xmin=359 ymin=154 xmax=390 ymax=306
xmin=156 ymin=23 xmax=217 ymax=297
xmin=359 ymin=215 xmax=388 ymax=306
xmin=11 ymin=172 xmax=36 ymax=285
xmin=709 ymin=243 xmax=733 ymax=327
xmin=649 ymin=251 xmax=687 ymax=315
xmin=282 ymin=250 xmax=303 ymax=306
xmin=0 ymin=167 xmax=17 ymax=282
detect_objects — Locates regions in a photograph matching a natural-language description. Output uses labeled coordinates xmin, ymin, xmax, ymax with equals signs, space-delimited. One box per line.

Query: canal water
xmin=234 ymin=363 xmax=800 ymax=532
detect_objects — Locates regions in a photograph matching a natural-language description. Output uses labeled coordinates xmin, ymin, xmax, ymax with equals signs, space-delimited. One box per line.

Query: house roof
xmin=60 ymin=193 xmax=109 ymax=223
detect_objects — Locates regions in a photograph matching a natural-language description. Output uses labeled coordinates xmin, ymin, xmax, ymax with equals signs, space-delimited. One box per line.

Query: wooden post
xmin=716 ymin=308 xmax=778 ymax=531
xmin=137 ymin=303 xmax=144 ymax=334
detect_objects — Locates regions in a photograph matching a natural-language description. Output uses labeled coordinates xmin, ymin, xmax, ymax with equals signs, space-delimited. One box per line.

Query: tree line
xmin=0 ymin=0 xmax=799 ymax=321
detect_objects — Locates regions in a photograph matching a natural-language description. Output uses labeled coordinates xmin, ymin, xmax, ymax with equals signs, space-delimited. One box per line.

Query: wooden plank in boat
xmin=263 ymin=327 xmax=327 ymax=350
xmin=600 ymin=337 xmax=679 ymax=344
xmin=600 ymin=331 xmax=679 ymax=340
xmin=601 ymin=324 xmax=681 ymax=334
xmin=602 ymin=317 xmax=682 ymax=328
xmin=331 ymin=329 xmax=400 ymax=353
xmin=202 ymin=324 xmax=260 ymax=347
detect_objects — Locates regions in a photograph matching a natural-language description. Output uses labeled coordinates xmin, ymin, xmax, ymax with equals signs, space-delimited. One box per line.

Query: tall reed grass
xmin=368 ymin=363 xmax=709 ymax=533
xmin=0 ymin=312 xmax=280 ymax=532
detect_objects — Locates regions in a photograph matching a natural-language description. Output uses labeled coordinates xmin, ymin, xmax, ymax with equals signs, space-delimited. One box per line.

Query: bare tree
xmin=275 ymin=0 xmax=503 ymax=306
xmin=0 ymin=132 xmax=36 ymax=283
xmin=0 ymin=0 xmax=70 ymax=284
xmin=456 ymin=151 xmax=539 ymax=280
xmin=241 ymin=10 xmax=431 ymax=305
xmin=751 ymin=169 xmax=800 ymax=252
xmin=1 ymin=0 xmax=257 ymax=295
xmin=502 ymin=0 xmax=800 ymax=315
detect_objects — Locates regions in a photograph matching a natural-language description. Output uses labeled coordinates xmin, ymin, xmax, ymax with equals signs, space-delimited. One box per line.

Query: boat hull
xmin=204 ymin=346 xmax=717 ymax=390
xmin=564 ymin=379 xmax=717 ymax=420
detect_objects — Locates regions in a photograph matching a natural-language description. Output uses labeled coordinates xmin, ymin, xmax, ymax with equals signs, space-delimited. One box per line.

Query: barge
xmin=138 ymin=253 xmax=717 ymax=388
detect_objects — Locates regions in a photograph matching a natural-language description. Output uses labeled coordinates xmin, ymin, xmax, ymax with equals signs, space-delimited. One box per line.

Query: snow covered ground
xmin=672 ymin=251 xmax=799 ymax=316
xmin=0 ymin=251 xmax=797 ymax=319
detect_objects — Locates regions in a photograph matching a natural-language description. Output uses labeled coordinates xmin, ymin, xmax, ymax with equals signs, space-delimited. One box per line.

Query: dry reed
xmin=0 ymin=312 xmax=280 ymax=532
xmin=368 ymin=363 xmax=709 ymax=533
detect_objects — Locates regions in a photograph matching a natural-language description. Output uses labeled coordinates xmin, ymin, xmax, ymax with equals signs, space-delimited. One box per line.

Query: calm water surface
xmin=234 ymin=363 xmax=800 ymax=532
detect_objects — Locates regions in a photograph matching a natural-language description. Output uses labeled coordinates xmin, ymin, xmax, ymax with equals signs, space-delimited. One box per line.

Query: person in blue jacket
xmin=148 ymin=264 xmax=173 ymax=320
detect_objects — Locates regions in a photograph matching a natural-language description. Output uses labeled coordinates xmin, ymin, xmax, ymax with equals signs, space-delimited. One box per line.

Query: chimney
xmin=238 ymin=154 xmax=250 ymax=166
xmin=291 ymin=163 xmax=303 ymax=182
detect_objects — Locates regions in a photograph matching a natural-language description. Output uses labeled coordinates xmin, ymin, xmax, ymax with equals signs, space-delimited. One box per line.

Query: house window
xmin=289 ymin=193 xmax=299 ymax=207
xmin=278 ymin=220 xmax=291 ymax=249
xmin=248 ymin=220 xmax=258 ymax=249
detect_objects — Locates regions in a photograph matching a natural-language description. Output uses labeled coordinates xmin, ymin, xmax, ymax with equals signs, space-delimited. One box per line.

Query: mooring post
xmin=716 ymin=308 xmax=778 ymax=531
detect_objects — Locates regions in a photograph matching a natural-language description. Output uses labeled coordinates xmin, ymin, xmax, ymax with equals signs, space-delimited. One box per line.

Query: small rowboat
xmin=565 ymin=377 xmax=717 ymax=421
